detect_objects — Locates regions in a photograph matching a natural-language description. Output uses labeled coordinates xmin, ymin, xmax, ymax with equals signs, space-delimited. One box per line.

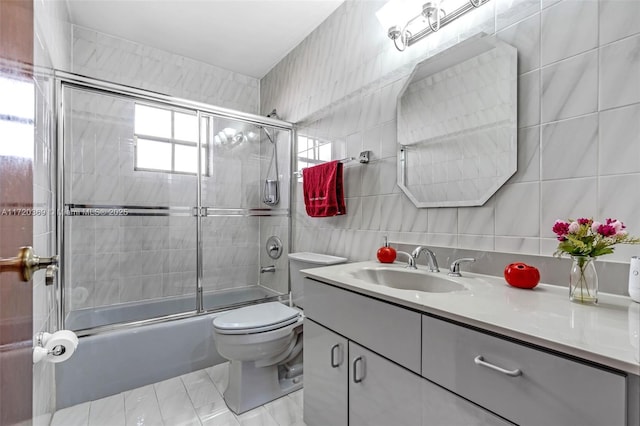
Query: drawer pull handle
xmin=330 ymin=343 xmax=342 ymax=368
xmin=353 ymin=356 xmax=365 ymax=383
xmin=474 ymin=356 xmax=522 ymax=377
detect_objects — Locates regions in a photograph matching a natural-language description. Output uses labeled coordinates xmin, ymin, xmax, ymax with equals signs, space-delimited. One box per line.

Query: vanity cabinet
xmin=304 ymin=278 xmax=513 ymax=426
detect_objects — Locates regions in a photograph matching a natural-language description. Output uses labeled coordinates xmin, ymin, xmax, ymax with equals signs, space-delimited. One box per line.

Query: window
xmin=0 ymin=76 xmax=34 ymax=158
xmin=134 ymin=104 xmax=207 ymax=175
xmin=296 ymin=135 xmax=333 ymax=181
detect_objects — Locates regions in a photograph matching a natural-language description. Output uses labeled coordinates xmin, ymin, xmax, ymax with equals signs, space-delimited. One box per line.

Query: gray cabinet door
xmin=303 ymin=319 xmax=348 ymax=426
xmin=422 ymin=379 xmax=514 ymax=426
xmin=349 ymin=342 xmax=422 ymax=426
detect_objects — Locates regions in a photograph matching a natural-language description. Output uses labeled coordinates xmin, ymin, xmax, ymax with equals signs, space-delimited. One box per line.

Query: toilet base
xmin=223 ymin=359 xmax=303 ymax=414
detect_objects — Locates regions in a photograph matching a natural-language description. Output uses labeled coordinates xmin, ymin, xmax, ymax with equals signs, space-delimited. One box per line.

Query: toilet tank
xmin=288 ymin=252 xmax=347 ymax=309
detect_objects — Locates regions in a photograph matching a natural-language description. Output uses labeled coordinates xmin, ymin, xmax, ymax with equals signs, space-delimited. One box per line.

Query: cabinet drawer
xmin=421 ymin=315 xmax=627 ymax=426
xmin=304 ymin=278 xmax=421 ymax=373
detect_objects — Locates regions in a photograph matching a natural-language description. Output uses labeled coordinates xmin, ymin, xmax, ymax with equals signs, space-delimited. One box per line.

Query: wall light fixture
xmin=376 ymin=0 xmax=490 ymax=51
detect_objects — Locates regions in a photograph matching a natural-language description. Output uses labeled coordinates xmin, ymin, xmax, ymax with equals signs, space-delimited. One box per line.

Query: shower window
xmin=134 ymin=103 xmax=207 ymax=175
xmin=296 ymin=135 xmax=332 ymax=180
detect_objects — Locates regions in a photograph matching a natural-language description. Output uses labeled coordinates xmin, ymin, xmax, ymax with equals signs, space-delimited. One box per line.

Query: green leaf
xmin=591 ymin=247 xmax=614 ymax=257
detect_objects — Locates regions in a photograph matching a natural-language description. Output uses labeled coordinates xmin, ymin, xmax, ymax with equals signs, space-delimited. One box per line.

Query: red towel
xmin=302 ymin=160 xmax=346 ymax=217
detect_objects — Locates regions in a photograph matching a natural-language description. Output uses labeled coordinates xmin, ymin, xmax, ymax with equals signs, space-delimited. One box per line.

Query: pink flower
xmin=597 ymin=224 xmax=617 ymax=237
xmin=591 ymin=221 xmax=602 ymax=233
xmin=609 ymin=220 xmax=625 ymax=233
xmin=553 ymin=220 xmax=570 ymax=237
xmin=617 ymin=230 xmax=629 ymax=237
xmin=568 ymin=221 xmax=580 ymax=234
xmin=577 ymin=218 xmax=592 ymax=226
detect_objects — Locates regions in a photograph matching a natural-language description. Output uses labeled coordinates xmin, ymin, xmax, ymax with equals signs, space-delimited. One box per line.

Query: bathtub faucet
xmin=260 ymin=265 xmax=276 ymax=273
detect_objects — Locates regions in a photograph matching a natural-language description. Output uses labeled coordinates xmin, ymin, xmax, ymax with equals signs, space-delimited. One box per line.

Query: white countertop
xmin=301 ymin=261 xmax=640 ymax=375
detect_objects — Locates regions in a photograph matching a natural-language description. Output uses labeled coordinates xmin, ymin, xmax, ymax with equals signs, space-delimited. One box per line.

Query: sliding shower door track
xmin=64 ymin=204 xmax=289 ymax=217
xmin=72 ymin=294 xmax=286 ymax=338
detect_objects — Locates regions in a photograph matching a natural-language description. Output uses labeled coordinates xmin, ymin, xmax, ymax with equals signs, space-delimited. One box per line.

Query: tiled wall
xmin=262 ymin=0 xmax=640 ymax=266
xmin=33 ymin=0 xmax=71 ymax=423
xmin=71 ymin=25 xmax=260 ymax=114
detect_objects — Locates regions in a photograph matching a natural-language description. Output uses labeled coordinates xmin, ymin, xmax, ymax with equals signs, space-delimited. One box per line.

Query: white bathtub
xmin=56 ymin=286 xmax=279 ymax=409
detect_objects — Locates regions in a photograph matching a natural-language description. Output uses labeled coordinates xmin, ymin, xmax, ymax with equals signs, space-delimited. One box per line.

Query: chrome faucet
xmin=411 ymin=246 xmax=439 ymax=272
xmin=448 ymin=257 xmax=476 ymax=277
xmin=396 ymin=251 xmax=416 ymax=269
xmin=260 ymin=265 xmax=276 ymax=273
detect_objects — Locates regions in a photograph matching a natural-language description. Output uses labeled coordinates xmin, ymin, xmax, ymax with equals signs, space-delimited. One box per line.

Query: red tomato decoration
xmin=504 ymin=263 xmax=540 ymax=289
xmin=377 ymin=246 xmax=397 ymax=263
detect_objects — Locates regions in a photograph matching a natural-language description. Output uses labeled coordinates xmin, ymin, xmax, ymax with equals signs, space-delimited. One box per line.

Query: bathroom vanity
xmin=301 ymin=262 xmax=640 ymax=426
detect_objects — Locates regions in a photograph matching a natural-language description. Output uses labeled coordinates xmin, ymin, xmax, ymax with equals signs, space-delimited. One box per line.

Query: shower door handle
xmin=0 ymin=246 xmax=59 ymax=282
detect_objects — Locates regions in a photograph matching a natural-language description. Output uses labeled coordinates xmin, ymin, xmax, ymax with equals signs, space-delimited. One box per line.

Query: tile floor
xmin=49 ymin=362 xmax=306 ymax=426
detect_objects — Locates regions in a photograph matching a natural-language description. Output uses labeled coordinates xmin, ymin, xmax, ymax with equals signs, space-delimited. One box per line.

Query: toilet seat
xmin=213 ymin=302 xmax=301 ymax=335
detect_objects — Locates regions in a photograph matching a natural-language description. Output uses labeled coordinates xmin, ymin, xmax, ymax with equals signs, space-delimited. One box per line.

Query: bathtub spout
xmin=260 ymin=265 xmax=276 ymax=273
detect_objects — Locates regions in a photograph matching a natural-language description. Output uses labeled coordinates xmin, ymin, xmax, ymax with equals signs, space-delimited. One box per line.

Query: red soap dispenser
xmin=377 ymin=236 xmax=397 ymax=263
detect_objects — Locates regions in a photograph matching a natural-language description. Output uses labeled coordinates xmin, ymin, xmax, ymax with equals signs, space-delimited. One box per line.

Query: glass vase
xmin=569 ymin=256 xmax=598 ymax=305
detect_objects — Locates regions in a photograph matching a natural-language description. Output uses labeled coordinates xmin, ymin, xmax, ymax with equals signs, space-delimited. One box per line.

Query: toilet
xmin=212 ymin=252 xmax=347 ymax=414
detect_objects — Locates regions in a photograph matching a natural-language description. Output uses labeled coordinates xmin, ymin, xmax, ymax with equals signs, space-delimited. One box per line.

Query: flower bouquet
xmin=553 ymin=218 xmax=640 ymax=304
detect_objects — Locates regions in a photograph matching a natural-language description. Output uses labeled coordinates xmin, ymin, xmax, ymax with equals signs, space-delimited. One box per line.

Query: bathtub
xmin=56 ymin=286 xmax=280 ymax=409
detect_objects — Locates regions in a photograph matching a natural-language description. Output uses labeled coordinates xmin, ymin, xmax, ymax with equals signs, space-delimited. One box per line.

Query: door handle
xmin=330 ymin=343 xmax=342 ymax=368
xmin=474 ymin=355 xmax=522 ymax=377
xmin=353 ymin=356 xmax=365 ymax=383
xmin=0 ymin=246 xmax=59 ymax=282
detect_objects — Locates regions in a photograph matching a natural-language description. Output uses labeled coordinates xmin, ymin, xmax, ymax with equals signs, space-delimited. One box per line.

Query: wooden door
xmin=0 ymin=0 xmax=34 ymax=424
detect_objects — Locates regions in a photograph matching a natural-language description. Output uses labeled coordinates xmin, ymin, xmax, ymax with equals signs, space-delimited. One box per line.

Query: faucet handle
xmin=448 ymin=257 xmax=476 ymax=277
xmin=396 ymin=251 xmax=417 ymax=269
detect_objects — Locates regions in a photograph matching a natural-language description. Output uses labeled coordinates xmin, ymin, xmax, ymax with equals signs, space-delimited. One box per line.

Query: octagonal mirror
xmin=397 ymin=35 xmax=518 ymax=208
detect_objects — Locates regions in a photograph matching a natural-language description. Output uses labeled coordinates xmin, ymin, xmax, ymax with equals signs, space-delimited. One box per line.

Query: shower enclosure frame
xmin=54 ymin=71 xmax=293 ymax=336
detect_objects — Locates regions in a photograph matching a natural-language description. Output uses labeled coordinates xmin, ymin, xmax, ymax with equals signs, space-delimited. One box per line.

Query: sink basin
xmin=348 ymin=267 xmax=466 ymax=293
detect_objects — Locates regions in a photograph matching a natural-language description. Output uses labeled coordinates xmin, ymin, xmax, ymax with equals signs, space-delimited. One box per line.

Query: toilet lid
xmin=213 ymin=302 xmax=300 ymax=334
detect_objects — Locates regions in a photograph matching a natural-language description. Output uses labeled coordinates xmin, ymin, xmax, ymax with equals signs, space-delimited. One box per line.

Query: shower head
xmin=258 ymin=109 xmax=279 ymax=144
xmin=262 ymin=127 xmax=275 ymax=144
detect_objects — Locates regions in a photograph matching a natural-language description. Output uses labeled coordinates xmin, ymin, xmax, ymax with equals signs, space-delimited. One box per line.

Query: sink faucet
xmin=448 ymin=257 xmax=476 ymax=277
xmin=411 ymin=246 xmax=439 ymax=272
xmin=396 ymin=251 xmax=416 ymax=269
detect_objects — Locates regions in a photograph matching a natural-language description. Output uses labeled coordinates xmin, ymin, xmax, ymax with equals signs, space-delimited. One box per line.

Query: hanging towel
xmin=302 ymin=160 xmax=346 ymax=217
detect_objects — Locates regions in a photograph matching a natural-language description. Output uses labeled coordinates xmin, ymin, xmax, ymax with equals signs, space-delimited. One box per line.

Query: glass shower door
xmin=59 ymin=77 xmax=293 ymax=332
xmin=62 ymin=84 xmax=199 ymax=331
xmin=199 ymin=115 xmax=291 ymax=310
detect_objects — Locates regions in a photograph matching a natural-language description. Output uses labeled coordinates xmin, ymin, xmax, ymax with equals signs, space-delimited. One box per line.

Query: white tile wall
xmin=71 ymin=25 xmax=260 ymax=114
xmin=262 ymin=0 xmax=640 ymax=263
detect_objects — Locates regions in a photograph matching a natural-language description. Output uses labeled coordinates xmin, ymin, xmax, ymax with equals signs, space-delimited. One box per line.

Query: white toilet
xmin=212 ymin=252 xmax=347 ymax=414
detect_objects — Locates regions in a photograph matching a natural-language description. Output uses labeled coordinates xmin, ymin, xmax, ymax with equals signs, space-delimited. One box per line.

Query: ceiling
xmin=65 ymin=0 xmax=345 ymax=79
